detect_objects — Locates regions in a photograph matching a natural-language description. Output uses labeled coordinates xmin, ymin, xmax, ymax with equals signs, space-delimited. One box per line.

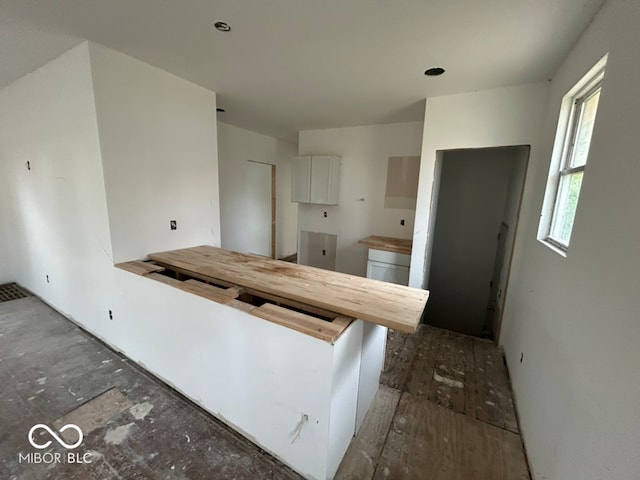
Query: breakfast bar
xmin=115 ymin=245 xmax=428 ymax=480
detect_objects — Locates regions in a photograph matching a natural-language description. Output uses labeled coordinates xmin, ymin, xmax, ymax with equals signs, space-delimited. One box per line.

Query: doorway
xmin=246 ymin=161 xmax=276 ymax=258
xmin=424 ymin=146 xmax=529 ymax=340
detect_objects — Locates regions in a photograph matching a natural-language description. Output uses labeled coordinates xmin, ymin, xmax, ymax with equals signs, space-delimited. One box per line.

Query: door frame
xmin=247 ymin=160 xmax=276 ymax=259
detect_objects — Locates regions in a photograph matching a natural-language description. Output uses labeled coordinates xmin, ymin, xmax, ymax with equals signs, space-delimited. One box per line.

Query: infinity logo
xmin=28 ymin=424 xmax=83 ymax=450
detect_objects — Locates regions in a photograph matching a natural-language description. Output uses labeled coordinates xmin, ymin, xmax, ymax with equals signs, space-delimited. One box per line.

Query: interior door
xmin=246 ymin=161 xmax=274 ymax=257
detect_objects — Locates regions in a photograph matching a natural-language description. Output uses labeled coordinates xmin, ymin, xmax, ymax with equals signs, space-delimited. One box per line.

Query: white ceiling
xmin=0 ymin=0 xmax=605 ymax=141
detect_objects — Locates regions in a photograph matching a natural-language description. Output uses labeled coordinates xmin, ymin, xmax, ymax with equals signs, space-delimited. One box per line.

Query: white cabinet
xmin=367 ymin=261 xmax=409 ymax=285
xmin=291 ymin=155 xmax=340 ymax=204
xmin=310 ymin=155 xmax=339 ymax=204
xmin=291 ymin=156 xmax=311 ymax=203
xmin=366 ymin=249 xmax=410 ymax=286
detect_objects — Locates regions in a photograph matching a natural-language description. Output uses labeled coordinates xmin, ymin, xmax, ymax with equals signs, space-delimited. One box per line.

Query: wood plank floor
xmin=384 ymin=326 xmax=519 ymax=433
xmin=336 ymin=325 xmax=530 ymax=480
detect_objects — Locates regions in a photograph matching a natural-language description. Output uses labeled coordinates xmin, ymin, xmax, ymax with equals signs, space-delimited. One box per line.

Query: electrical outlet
xmin=108 ymin=310 xmax=113 ymax=320
xmin=400 ymin=219 xmax=405 ymax=226
xmin=170 ymin=220 xmax=177 ymax=230
xmin=520 ymin=352 xmax=524 ymax=363
xmin=46 ymin=275 xmax=49 ymax=283
xmin=323 ymin=211 xmax=327 ymax=218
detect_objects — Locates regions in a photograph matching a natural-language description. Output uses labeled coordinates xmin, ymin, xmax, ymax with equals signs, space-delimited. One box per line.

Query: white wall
xmin=0 ymin=165 xmax=17 ymax=284
xmin=90 ymin=43 xmax=221 ymax=263
xmin=0 ymin=39 xmax=224 ymax=367
xmin=246 ymin=160 xmax=274 ymax=256
xmin=217 ymin=122 xmax=298 ymax=259
xmin=491 ymin=146 xmax=529 ymax=337
xmin=411 ymin=83 xmax=549 ymax=288
xmin=299 ymin=122 xmax=424 ymax=276
xmin=427 ymin=148 xmax=513 ymax=336
xmin=112 ymin=270 xmax=348 ymax=480
xmin=0 ymin=43 xmax=115 ymax=319
xmin=354 ymin=323 xmax=387 ymax=431
xmin=500 ymin=1 xmax=640 ymax=479
xmin=0 ymin=42 xmax=361 ymax=480
xmin=327 ymin=319 xmax=363 ymax=479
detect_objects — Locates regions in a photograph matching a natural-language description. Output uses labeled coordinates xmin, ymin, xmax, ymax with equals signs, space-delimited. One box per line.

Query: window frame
xmin=539 ymin=57 xmax=607 ymax=255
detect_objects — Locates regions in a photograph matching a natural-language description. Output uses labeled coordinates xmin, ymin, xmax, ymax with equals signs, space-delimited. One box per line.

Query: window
xmin=539 ymin=56 xmax=606 ymax=254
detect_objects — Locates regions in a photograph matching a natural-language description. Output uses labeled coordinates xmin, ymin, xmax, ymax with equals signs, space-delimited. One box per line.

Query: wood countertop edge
xmin=117 ymin=246 xmax=427 ymax=334
xmin=148 ymin=255 xmax=424 ymax=334
xmin=358 ymin=236 xmax=413 ymax=255
xmin=114 ymin=261 xmax=363 ymax=341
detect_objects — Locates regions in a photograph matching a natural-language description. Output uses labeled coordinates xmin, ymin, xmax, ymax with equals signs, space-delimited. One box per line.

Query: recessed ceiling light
xmin=216 ymin=107 xmax=225 ymax=113
xmin=214 ymin=21 xmax=231 ymax=32
xmin=424 ymin=67 xmax=445 ymax=76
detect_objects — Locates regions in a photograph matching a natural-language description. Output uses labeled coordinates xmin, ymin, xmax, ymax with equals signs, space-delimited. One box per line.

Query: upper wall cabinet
xmin=291 ymin=155 xmax=341 ymax=205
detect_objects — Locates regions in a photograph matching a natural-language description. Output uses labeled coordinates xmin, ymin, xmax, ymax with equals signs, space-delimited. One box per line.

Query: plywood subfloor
xmin=334 ymin=386 xmax=401 ymax=480
xmin=382 ymin=325 xmax=518 ymax=433
xmin=336 ymin=324 xmax=530 ymax=480
xmin=373 ymin=394 xmax=529 ymax=480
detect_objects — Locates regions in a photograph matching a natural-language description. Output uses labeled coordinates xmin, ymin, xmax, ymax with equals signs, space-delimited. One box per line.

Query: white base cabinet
xmin=366 ymin=249 xmax=410 ymax=286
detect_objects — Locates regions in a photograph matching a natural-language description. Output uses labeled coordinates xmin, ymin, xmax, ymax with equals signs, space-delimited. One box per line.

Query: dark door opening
xmin=424 ymin=146 xmax=529 ymax=340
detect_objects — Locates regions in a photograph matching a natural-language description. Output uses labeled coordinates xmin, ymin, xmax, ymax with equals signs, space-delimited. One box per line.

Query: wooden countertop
xmin=358 ymin=235 xmax=413 ymax=255
xmin=148 ymin=246 xmax=428 ymax=333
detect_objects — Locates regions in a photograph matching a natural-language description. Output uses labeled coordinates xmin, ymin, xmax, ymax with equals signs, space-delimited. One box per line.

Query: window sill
xmin=537 ymin=238 xmax=568 ymax=258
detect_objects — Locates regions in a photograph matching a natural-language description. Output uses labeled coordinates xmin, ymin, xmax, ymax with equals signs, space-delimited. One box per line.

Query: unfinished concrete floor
xmin=0 ymin=296 xmax=302 ymax=480
xmin=1 ymin=294 xmax=529 ymax=480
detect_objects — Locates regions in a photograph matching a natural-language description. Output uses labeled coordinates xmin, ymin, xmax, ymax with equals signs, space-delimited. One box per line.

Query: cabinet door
xmin=367 ymin=261 xmax=409 ymax=286
xmin=291 ymin=156 xmax=311 ymax=202
xmin=310 ymin=156 xmax=338 ymax=204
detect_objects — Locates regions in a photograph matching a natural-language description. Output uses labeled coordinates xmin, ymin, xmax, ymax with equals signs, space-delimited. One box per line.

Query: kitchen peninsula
xmin=115 ymin=245 xmax=428 ymax=480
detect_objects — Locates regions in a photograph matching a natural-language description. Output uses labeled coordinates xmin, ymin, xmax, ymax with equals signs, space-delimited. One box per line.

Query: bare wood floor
xmin=1 ymin=295 xmax=529 ymax=480
xmin=335 ymin=325 xmax=531 ymax=480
